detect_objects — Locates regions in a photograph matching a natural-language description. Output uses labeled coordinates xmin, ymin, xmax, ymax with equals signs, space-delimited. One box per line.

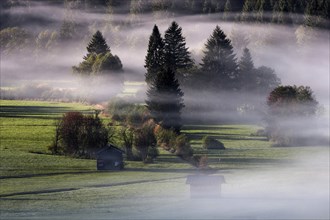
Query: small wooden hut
xmin=186 ymin=174 xmax=225 ymax=198
xmin=96 ymin=144 xmax=124 ymax=170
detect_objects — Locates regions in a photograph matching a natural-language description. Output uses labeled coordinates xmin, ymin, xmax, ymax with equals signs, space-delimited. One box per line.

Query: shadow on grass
xmin=186 ymin=133 xmax=267 ymax=141
xmin=124 ymin=168 xmax=196 ymax=173
xmin=0 ymin=106 xmax=93 ymax=118
xmin=0 ymin=188 xmax=79 ymax=198
xmin=0 ymin=171 xmax=99 ymax=180
xmin=208 ymin=158 xmax=292 ymax=164
xmin=183 ymin=125 xmax=237 ymax=131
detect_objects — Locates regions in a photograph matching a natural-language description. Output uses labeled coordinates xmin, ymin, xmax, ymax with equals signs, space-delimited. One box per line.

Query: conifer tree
xmin=223 ymin=0 xmax=231 ymax=21
xmin=200 ymin=25 xmax=238 ymax=90
xmin=292 ymin=0 xmax=305 ymax=14
xmin=239 ymin=48 xmax=254 ymax=72
xmin=73 ymin=30 xmax=122 ymax=75
xmin=86 ymin=30 xmax=110 ymax=56
xmin=304 ymin=0 xmax=320 ymax=27
xmin=164 ymin=21 xmax=194 ymax=77
xmin=145 ymin=25 xmax=164 ymax=84
xmin=319 ymin=0 xmax=329 ymax=19
xmin=271 ymin=0 xmax=293 ymax=24
xmin=238 ymin=48 xmax=256 ymax=91
xmin=254 ymin=0 xmax=272 ymax=22
xmin=241 ymin=0 xmax=255 ymax=22
xmin=128 ymin=0 xmax=144 ymax=25
xmin=202 ymin=0 xmax=212 ymax=14
xmin=146 ymin=67 xmax=184 ymax=133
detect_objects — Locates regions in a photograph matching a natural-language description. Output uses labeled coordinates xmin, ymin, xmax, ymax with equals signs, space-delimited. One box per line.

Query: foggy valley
xmin=0 ymin=0 xmax=329 ymax=219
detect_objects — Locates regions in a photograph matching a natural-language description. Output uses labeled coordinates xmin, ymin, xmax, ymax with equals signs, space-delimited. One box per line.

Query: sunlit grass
xmin=0 ymin=100 xmax=328 ymax=219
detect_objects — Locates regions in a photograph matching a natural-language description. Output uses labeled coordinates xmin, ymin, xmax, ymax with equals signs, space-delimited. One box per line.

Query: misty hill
xmin=1 ymin=0 xmax=329 ymax=30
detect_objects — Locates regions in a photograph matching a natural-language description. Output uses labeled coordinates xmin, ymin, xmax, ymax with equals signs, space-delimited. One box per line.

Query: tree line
xmin=1 ymin=0 xmax=326 ymax=61
xmin=3 ymin=0 xmax=326 ymax=22
xmin=144 ymin=21 xmax=281 ymax=127
xmin=49 ymin=21 xmax=321 ymax=164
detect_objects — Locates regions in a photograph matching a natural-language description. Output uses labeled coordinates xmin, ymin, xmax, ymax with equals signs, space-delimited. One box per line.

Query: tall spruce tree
xmin=238 ymin=48 xmax=256 ymax=91
xmin=200 ymin=25 xmax=238 ymax=90
xmin=164 ymin=21 xmax=194 ymax=81
xmin=86 ymin=30 xmax=110 ymax=56
xmin=146 ymin=67 xmax=184 ymax=133
xmin=145 ymin=25 xmax=164 ymax=84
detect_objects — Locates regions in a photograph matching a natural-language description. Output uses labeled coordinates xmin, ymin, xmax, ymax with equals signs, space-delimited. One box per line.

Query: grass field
xmin=0 ymin=100 xmax=328 ymax=219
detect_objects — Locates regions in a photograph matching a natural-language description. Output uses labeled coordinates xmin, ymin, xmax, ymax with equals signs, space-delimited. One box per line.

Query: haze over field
xmin=1 ymin=1 xmax=329 ymax=105
xmin=0 ymin=1 xmax=329 ymax=219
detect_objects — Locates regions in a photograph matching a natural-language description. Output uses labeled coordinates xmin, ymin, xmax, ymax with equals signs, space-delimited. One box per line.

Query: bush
xmin=107 ymin=98 xmax=149 ymax=125
xmin=192 ymin=155 xmax=209 ymax=169
xmin=145 ymin=147 xmax=159 ymax=163
xmin=51 ymin=111 xmax=109 ymax=157
xmin=154 ymin=126 xmax=177 ymax=151
xmin=154 ymin=125 xmax=193 ymax=159
xmin=134 ymin=121 xmax=157 ymax=162
xmin=175 ymin=134 xmax=193 ymax=158
xmin=202 ymin=136 xmax=225 ymax=149
xmin=251 ymin=129 xmax=267 ymax=137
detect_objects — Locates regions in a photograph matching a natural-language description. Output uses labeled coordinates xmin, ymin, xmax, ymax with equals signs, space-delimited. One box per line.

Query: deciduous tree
xmin=50 ymin=111 xmax=109 ymax=157
xmin=265 ymin=85 xmax=319 ymax=146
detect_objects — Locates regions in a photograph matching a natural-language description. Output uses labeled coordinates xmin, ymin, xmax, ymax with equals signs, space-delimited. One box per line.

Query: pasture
xmin=0 ymin=100 xmax=328 ymax=219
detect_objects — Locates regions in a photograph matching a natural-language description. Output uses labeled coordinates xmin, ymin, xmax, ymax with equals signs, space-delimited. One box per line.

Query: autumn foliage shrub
xmin=49 ymin=111 xmax=109 ymax=157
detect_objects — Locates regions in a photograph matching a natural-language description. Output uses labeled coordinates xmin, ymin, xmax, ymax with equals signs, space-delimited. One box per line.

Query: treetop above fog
xmin=267 ymin=85 xmax=318 ymax=117
xmin=73 ymin=30 xmax=122 ymax=75
xmin=164 ymin=21 xmax=194 ymax=72
xmin=86 ymin=30 xmax=110 ymax=55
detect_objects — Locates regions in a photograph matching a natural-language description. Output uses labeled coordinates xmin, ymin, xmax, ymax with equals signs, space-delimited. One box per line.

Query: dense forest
xmin=1 ymin=0 xmax=329 ymax=26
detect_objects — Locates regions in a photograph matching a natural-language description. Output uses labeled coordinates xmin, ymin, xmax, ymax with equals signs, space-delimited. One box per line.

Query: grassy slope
xmin=183 ymin=125 xmax=298 ymax=169
xmin=0 ymin=100 xmax=97 ymax=177
xmin=0 ymin=100 xmax=191 ymax=191
xmin=0 ymin=100 xmax=328 ymax=219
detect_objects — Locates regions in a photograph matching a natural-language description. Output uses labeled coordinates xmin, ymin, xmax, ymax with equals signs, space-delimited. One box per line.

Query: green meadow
xmin=0 ymin=100 xmax=328 ymax=219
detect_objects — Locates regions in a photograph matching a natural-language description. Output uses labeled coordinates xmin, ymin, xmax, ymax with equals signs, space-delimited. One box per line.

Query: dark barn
xmin=96 ymin=144 xmax=124 ymax=170
xmin=186 ymin=174 xmax=226 ymax=198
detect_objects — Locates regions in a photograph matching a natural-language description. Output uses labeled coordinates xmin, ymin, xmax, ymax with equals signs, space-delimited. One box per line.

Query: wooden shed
xmin=96 ymin=144 xmax=124 ymax=170
xmin=186 ymin=174 xmax=225 ymax=198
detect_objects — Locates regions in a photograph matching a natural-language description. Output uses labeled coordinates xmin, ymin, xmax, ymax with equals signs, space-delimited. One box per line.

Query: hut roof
xmin=96 ymin=144 xmax=125 ymax=155
xmin=186 ymin=175 xmax=226 ymax=185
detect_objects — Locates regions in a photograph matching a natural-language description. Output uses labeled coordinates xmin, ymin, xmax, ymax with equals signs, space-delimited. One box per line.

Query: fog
xmin=1 ymin=2 xmax=329 ymax=219
xmin=163 ymin=152 xmax=329 ymax=220
xmin=1 ymin=2 xmax=328 ymax=116
xmin=24 ymin=149 xmax=326 ymax=220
